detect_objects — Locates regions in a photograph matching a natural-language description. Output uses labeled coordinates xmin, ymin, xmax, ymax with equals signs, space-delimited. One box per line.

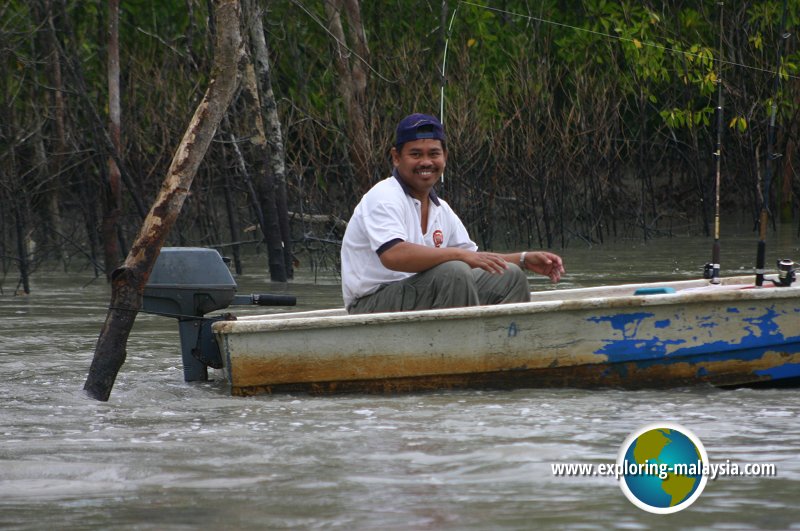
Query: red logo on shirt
xmin=433 ymin=230 xmax=444 ymax=247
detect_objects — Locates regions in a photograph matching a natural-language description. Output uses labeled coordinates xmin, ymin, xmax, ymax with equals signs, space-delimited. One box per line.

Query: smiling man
xmin=341 ymin=113 xmax=564 ymax=314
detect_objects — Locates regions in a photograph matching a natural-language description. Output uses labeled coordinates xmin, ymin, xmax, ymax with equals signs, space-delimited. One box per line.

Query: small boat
xmin=211 ymin=276 xmax=800 ymax=396
xmin=144 ymin=248 xmax=800 ymax=396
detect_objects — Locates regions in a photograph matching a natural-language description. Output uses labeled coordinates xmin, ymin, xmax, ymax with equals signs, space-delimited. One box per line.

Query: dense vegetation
xmin=1 ymin=0 xmax=798 ymax=291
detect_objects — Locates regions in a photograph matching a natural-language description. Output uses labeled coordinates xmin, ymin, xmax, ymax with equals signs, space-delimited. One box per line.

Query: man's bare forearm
xmin=379 ymin=242 xmax=470 ymax=272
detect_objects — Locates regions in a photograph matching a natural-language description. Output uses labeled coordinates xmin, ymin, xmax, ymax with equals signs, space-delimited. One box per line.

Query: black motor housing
xmin=143 ymin=247 xmax=295 ymax=381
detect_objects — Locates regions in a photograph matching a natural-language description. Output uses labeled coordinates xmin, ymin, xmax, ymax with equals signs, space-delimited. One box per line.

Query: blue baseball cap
xmin=395 ymin=113 xmax=446 ymax=146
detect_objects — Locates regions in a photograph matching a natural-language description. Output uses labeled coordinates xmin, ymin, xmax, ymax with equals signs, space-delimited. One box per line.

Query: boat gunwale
xmin=213 ymin=276 xmax=800 ymax=335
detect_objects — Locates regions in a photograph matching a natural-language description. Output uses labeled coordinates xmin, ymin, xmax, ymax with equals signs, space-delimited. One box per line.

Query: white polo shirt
xmin=341 ymin=175 xmax=477 ymax=308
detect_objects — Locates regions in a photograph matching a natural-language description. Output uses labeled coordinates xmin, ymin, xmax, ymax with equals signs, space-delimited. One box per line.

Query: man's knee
xmin=424 ymin=261 xmax=476 ymax=294
xmin=504 ymin=263 xmax=531 ymax=302
xmin=507 ymin=264 xmax=531 ymax=302
xmin=414 ymin=260 xmax=479 ymax=308
xmin=474 ymin=263 xmax=530 ymax=304
xmin=507 ymin=263 xmax=528 ymax=283
xmin=432 ymin=260 xmax=473 ymax=281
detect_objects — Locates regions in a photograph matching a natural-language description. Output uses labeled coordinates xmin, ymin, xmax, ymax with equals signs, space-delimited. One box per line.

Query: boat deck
xmin=226 ymin=276 xmax=766 ymax=328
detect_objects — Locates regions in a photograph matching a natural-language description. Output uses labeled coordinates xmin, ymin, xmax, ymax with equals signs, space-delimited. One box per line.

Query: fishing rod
xmin=755 ymin=0 xmax=790 ymax=287
xmin=706 ymin=2 xmax=725 ymax=285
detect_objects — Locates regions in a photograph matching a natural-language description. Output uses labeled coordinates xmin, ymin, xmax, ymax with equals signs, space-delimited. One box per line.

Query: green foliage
xmin=729 ymin=116 xmax=748 ymax=133
xmin=660 ymin=106 xmax=714 ymax=129
xmin=2 ymin=0 xmax=800 ymax=264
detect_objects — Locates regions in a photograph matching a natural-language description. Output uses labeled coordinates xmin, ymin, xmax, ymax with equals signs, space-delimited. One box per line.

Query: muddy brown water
xmin=2 ymin=229 xmax=800 ymax=529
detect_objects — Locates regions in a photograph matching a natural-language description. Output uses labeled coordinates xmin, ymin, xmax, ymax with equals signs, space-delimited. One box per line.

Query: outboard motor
xmin=143 ymin=247 xmax=296 ymax=382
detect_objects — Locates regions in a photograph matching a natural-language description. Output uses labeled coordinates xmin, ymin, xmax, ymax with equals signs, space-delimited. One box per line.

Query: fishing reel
xmin=772 ymin=259 xmax=796 ymax=287
xmin=703 ymin=262 xmax=717 ymax=280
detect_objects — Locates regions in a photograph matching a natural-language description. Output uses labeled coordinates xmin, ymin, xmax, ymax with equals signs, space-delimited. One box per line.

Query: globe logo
xmin=617 ymin=422 xmax=709 ymax=513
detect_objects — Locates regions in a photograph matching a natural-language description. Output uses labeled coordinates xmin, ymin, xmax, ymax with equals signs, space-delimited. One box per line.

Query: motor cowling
xmin=143 ymin=247 xmax=295 ymax=382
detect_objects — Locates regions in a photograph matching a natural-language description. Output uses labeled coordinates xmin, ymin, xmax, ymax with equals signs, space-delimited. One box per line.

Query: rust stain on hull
xmin=225 ymin=347 xmax=585 ymax=389
xmin=229 ymin=350 xmax=800 ymax=397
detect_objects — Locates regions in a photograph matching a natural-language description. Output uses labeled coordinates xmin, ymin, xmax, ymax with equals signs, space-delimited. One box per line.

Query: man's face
xmin=391 ymin=139 xmax=447 ymax=199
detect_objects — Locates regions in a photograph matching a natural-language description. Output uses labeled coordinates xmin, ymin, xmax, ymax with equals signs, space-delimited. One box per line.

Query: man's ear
xmin=390 ymin=146 xmax=400 ymax=166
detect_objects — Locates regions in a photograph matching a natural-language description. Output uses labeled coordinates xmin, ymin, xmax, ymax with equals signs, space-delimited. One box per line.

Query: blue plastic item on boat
xmin=633 ymin=287 xmax=676 ymax=295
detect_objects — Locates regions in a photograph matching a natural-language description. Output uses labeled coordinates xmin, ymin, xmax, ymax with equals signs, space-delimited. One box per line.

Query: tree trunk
xmin=780 ymin=71 xmax=798 ymax=225
xmin=248 ymin=0 xmax=293 ymax=278
xmin=341 ymin=0 xmax=369 ymax=98
xmin=224 ymin=114 xmax=275 ymax=277
xmin=779 ymin=138 xmax=793 ymax=224
xmin=84 ymin=0 xmax=243 ymax=402
xmin=323 ymin=0 xmax=372 ymax=193
xmin=102 ymin=0 xmax=123 ymax=280
xmin=39 ymin=0 xmax=68 ymax=269
xmin=232 ymin=48 xmax=287 ymax=281
xmin=8 ymin=145 xmax=31 ymax=295
xmin=222 ymin=167 xmax=243 ymax=274
xmin=47 ymin=1 xmax=148 ymax=221
xmin=48 ymin=0 xmax=140 ymax=276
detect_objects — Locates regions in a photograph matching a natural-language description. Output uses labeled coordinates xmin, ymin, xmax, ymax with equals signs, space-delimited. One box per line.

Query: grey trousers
xmin=348 ymin=261 xmax=531 ymax=314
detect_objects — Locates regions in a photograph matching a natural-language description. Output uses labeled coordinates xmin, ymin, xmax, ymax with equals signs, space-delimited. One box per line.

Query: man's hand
xmin=521 ymin=251 xmax=565 ymax=283
xmin=459 ymin=251 xmax=511 ymax=274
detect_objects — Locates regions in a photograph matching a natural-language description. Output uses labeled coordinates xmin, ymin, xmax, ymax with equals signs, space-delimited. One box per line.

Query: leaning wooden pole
xmin=84 ymin=0 xmax=242 ymax=401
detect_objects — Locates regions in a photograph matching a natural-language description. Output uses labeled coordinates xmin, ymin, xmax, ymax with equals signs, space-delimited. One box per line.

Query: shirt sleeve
xmin=376 ymin=238 xmax=403 ymax=256
xmin=362 ymin=198 xmax=409 ymax=253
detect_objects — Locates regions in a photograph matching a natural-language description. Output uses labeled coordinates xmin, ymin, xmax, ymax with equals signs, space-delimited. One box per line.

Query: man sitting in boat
xmin=341 ymin=113 xmax=565 ymax=314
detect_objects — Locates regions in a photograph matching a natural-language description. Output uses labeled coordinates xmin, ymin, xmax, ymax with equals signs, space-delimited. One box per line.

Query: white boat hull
xmin=212 ymin=276 xmax=800 ymax=395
